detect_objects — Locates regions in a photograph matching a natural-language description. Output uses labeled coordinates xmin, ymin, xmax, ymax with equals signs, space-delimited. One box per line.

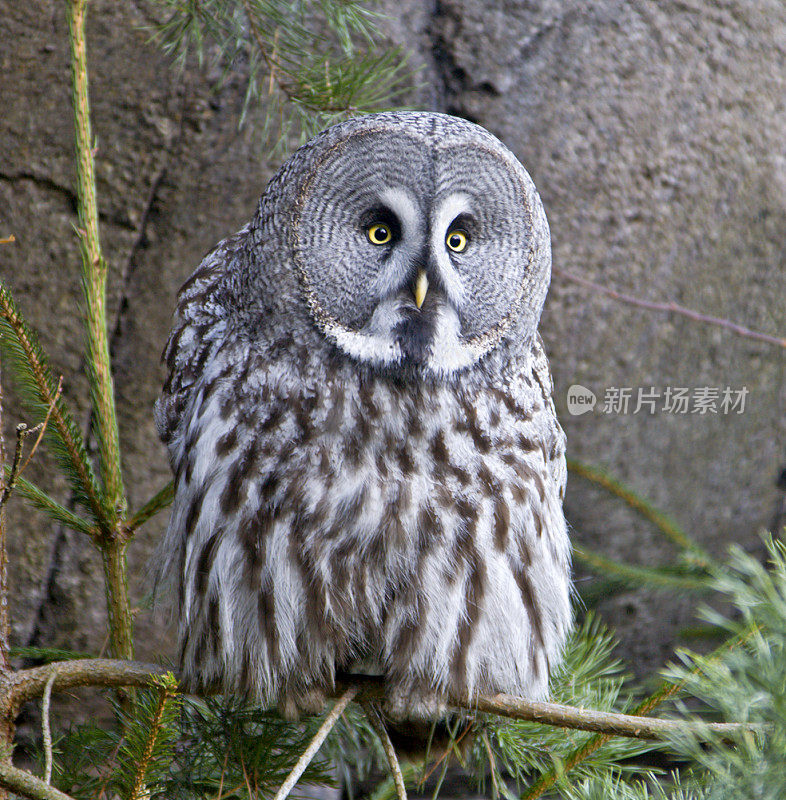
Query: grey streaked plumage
xmin=155 ymin=111 xmax=571 ymax=720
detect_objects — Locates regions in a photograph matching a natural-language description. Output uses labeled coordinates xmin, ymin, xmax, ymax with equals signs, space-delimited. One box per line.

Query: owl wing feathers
xmin=156 ymin=227 xmax=248 ymax=454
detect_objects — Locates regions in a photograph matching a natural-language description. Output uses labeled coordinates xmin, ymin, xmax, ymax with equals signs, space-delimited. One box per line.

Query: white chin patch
xmin=323 ymin=297 xmax=404 ymax=368
xmin=324 ymin=298 xmax=482 ymax=376
xmin=426 ymin=304 xmax=484 ymax=376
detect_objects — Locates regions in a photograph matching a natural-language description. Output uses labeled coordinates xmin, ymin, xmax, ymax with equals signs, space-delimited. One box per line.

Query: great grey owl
xmin=155 ymin=111 xmax=571 ymax=720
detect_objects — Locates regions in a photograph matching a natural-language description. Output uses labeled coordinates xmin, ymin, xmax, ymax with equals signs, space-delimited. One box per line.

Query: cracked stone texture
xmin=1 ymin=0 xmax=785 ymax=710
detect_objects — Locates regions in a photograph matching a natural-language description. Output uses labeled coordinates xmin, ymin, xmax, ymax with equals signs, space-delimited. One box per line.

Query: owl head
xmin=242 ymin=112 xmax=551 ymax=378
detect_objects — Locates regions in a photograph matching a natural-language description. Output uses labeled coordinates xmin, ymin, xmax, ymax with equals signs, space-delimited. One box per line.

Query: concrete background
xmin=1 ymin=0 xmax=784 ymax=699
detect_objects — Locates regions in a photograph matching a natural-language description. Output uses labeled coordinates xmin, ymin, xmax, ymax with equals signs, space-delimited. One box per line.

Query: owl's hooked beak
xmin=413 ymin=269 xmax=428 ymax=310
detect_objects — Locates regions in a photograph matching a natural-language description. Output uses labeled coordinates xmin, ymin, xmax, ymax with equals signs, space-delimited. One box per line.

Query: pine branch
xmin=151 ymin=0 xmax=414 ymax=151
xmin=124 ymin=481 xmax=173 ymax=533
xmin=6 ymin=475 xmax=95 ymax=537
xmin=573 ymin=544 xmax=712 ymax=592
xmin=67 ymin=0 xmax=133 ymax=663
xmin=567 ymin=459 xmax=711 ymax=563
xmin=127 ymin=677 xmax=179 ymax=800
xmin=553 ymin=266 xmax=786 ymax=349
xmin=68 ymin=0 xmax=125 ymax=521
xmin=519 ymin=626 xmax=758 ymax=800
xmin=0 ymin=284 xmax=106 ymax=528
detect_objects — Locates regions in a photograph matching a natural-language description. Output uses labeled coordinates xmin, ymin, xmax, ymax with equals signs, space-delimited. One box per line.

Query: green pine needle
xmin=0 ymin=281 xmax=108 ymax=528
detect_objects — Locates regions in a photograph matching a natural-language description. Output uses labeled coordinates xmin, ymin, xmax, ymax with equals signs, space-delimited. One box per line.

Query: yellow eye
xmin=446 ymin=229 xmax=468 ymax=252
xmin=367 ymin=223 xmax=392 ymax=245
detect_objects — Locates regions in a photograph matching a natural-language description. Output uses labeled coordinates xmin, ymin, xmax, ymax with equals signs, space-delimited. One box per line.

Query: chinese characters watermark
xmin=566 ymin=384 xmax=748 ymax=416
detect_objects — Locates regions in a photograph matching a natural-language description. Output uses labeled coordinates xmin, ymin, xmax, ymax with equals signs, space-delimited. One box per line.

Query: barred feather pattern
xmin=156 ymin=263 xmax=570 ymax=718
xmin=155 ymin=112 xmax=572 ymax=719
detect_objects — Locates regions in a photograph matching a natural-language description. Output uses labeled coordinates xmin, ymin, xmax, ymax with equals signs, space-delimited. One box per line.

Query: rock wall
xmin=1 ymin=0 xmax=784 ymax=686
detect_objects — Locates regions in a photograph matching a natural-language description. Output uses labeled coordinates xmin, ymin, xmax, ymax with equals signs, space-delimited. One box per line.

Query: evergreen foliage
xmin=152 ymin=0 xmax=415 ymax=148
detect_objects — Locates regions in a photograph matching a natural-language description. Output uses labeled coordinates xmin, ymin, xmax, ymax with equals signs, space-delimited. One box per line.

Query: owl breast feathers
xmin=155 ymin=112 xmax=571 ymax=720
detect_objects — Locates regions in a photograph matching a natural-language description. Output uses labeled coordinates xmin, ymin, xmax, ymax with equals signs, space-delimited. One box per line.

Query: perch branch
xmin=465 ymin=692 xmax=752 ymax=742
xmin=0 ymin=763 xmax=76 ymax=800
xmin=3 ymin=662 xmax=761 ymax=744
xmin=7 ymin=659 xmax=168 ymax=709
xmin=553 ymin=267 xmax=786 ymax=349
xmin=273 ymin=686 xmax=358 ymax=800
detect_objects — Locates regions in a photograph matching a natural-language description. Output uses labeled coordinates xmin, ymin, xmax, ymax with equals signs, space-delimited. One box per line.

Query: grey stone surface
xmin=1 ymin=0 xmax=784 ymax=707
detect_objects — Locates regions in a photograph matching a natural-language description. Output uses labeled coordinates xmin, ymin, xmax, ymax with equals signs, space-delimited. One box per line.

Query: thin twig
xmin=20 ymin=378 xmax=63 ymax=476
xmin=418 ymin=722 xmax=473 ymax=785
xmin=553 ymin=266 xmax=786 ymax=349
xmin=41 ymin=668 xmax=58 ymax=785
xmin=362 ymin=702 xmax=407 ymax=800
xmin=273 ymin=686 xmax=358 ymax=800
xmin=0 ymin=359 xmax=13 ymax=792
xmin=480 ymin=730 xmax=500 ymax=799
xmin=0 ymin=424 xmax=28 ymax=511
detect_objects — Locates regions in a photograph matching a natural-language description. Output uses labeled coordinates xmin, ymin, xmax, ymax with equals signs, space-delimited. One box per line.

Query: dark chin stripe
xmin=394 ymin=305 xmax=438 ymax=365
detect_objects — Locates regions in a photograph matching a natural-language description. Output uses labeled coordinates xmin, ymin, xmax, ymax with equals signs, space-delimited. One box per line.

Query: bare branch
xmin=3 ymin=660 xmax=760 ymax=747
xmin=19 ymin=378 xmax=62 ymax=476
xmin=41 ymin=668 xmax=57 ymax=786
xmin=362 ymin=702 xmax=407 ymax=800
xmin=465 ymin=692 xmax=752 ymax=742
xmin=0 ymin=237 xmax=14 ymax=246
xmin=273 ymin=686 xmax=358 ymax=800
xmin=553 ymin=266 xmax=786 ymax=349
xmin=0 ymin=379 xmax=62 ymax=513
xmin=8 ymin=659 xmax=168 ymax=709
xmin=0 ymin=762 xmax=76 ymax=800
